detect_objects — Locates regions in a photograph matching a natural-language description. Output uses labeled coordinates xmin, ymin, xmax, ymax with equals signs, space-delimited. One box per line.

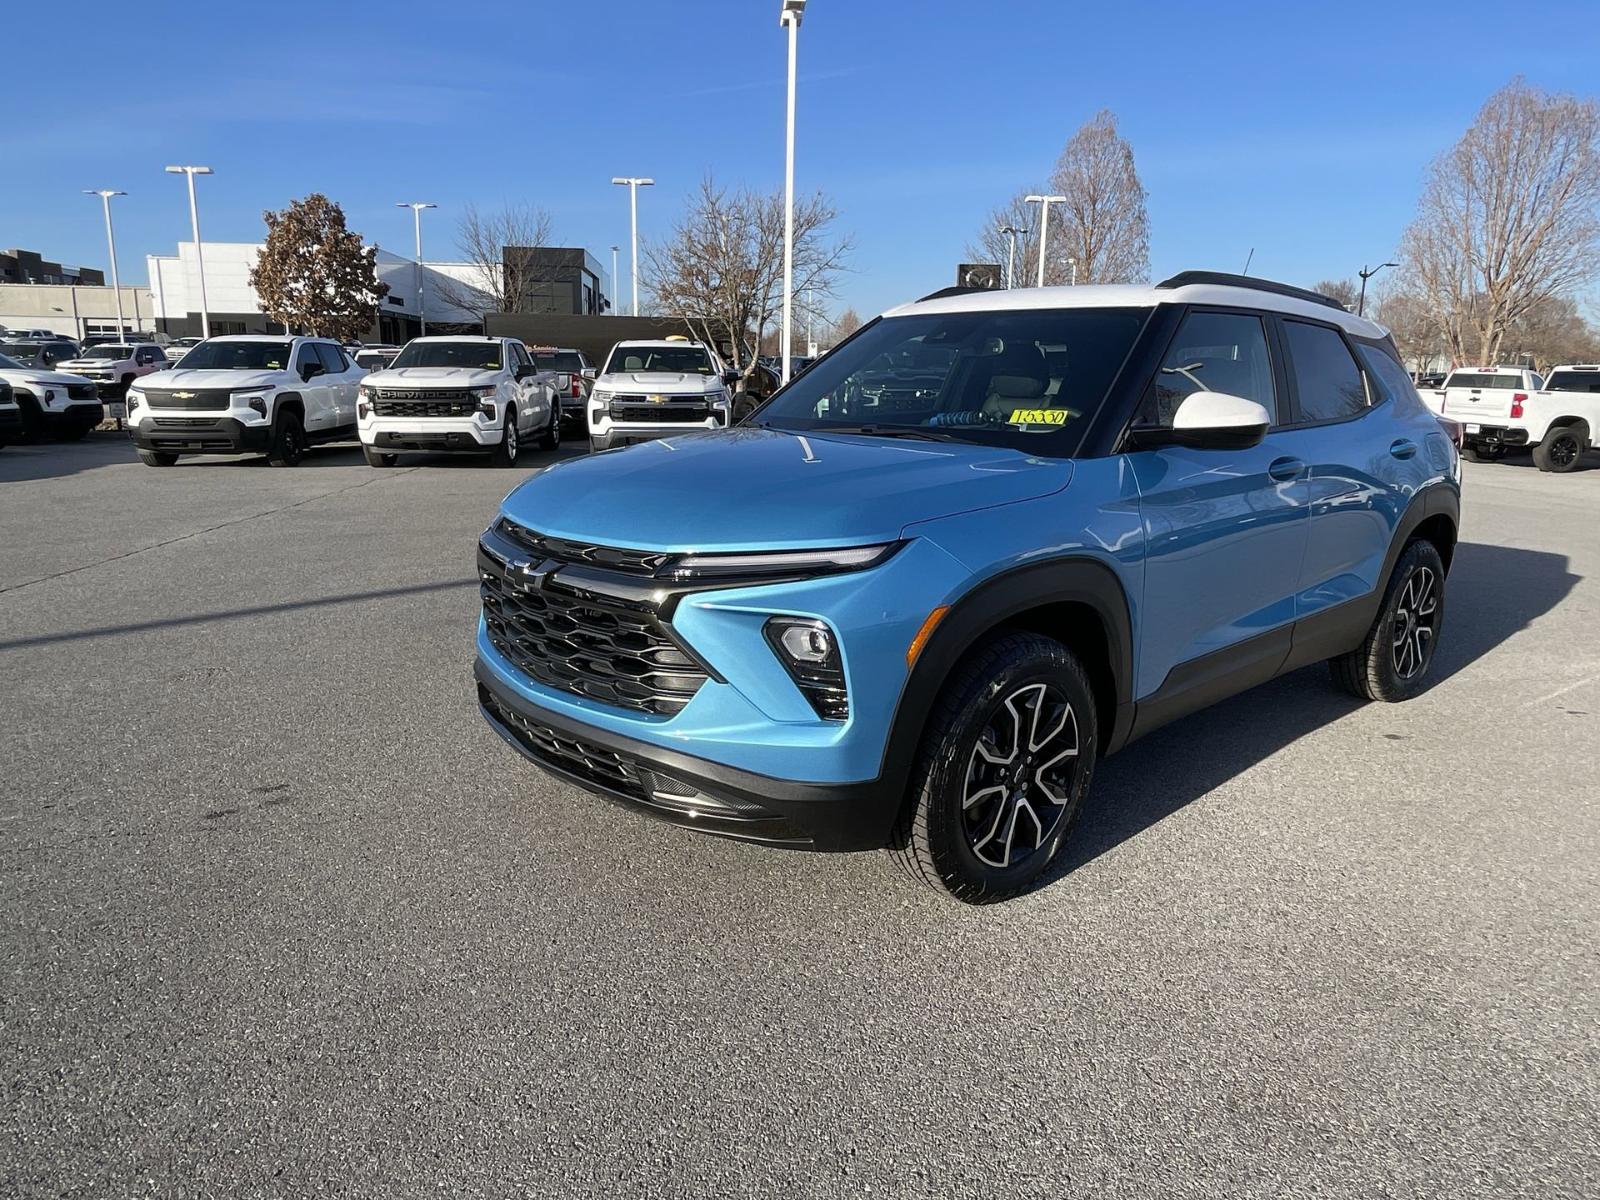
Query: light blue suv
xmin=474 ymin=272 xmax=1460 ymax=902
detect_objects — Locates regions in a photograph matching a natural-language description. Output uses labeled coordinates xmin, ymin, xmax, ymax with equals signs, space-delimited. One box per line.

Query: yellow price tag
xmin=1008 ymin=408 xmax=1069 ymax=426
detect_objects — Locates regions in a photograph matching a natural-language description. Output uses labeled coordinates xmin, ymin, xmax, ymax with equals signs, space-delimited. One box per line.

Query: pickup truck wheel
xmin=1462 ymin=443 xmax=1506 ymax=463
xmin=363 ymin=446 xmax=398 ymax=468
xmin=888 ymin=632 xmax=1097 ymax=904
xmin=537 ymin=403 xmax=561 ymax=450
xmin=1329 ymin=538 xmax=1446 ymax=702
xmin=1532 ymin=424 xmax=1587 ymax=473
xmin=491 ymin=408 xmax=520 ymax=467
xmin=266 ymin=410 xmax=307 ymax=467
xmin=137 ymin=449 xmax=179 ymax=467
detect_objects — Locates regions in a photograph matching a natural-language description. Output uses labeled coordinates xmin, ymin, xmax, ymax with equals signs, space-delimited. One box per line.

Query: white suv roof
xmin=610 ymin=339 xmax=713 ymax=350
xmin=886 ymin=273 xmax=1389 ymax=340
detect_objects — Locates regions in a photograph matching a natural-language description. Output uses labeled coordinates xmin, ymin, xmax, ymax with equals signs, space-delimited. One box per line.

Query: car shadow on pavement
xmin=1051 ymin=540 xmax=1579 ymax=883
xmin=0 ymin=433 xmax=138 ymax=483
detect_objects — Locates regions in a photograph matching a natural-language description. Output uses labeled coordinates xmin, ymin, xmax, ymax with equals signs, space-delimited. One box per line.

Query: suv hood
xmin=502 ymin=428 xmax=1073 ymax=551
xmin=0 ymin=368 xmax=94 ymax=388
xmin=364 ymin=367 xmax=501 ymax=387
xmin=599 ymin=371 xmax=720 ymax=395
xmin=59 ymin=358 xmax=129 ymax=371
xmin=140 ymin=368 xmax=284 ymax=390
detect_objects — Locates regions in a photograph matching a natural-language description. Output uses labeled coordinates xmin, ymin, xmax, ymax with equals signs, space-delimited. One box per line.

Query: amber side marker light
xmin=907 ymin=606 xmax=951 ymax=668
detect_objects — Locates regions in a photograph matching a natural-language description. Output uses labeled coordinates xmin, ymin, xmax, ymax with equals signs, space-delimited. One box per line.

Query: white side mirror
xmin=1169 ymin=390 xmax=1271 ymax=448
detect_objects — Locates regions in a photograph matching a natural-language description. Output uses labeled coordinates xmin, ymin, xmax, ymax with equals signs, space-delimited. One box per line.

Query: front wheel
xmin=363 ymin=446 xmax=398 ymax=468
xmin=889 ymin=632 xmax=1098 ymax=904
xmin=266 ymin=410 xmax=306 ymax=467
xmin=1462 ymin=443 xmax=1506 ymax=463
xmin=138 ymin=449 xmax=179 ymax=467
xmin=491 ymin=407 xmax=520 ymax=467
xmin=1532 ymin=424 xmax=1588 ymax=473
xmin=1329 ymin=538 xmax=1446 ymax=702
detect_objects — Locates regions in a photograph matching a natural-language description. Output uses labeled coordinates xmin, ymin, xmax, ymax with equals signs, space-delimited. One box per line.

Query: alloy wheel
xmin=505 ymin=420 xmax=518 ymax=461
xmin=1550 ymin=434 xmax=1579 ymax=468
xmin=1391 ymin=565 xmax=1438 ymax=679
xmin=961 ymin=682 xmax=1080 ymax=869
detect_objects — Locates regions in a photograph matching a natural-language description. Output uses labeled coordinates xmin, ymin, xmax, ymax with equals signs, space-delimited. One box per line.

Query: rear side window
xmin=1444 ymin=372 xmax=1522 ymax=390
xmin=1284 ymin=321 xmax=1368 ymax=423
xmin=1136 ymin=310 xmax=1278 ymax=426
xmin=1545 ymin=370 xmax=1600 ymax=393
xmin=1355 ymin=345 xmax=1417 ymax=407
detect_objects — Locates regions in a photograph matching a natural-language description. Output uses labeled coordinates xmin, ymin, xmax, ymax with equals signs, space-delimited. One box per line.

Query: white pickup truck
xmin=1421 ymin=364 xmax=1595 ymax=472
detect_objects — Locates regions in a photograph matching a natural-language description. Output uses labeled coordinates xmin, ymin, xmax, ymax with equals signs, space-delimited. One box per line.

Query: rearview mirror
xmin=1126 ymin=391 xmax=1269 ymax=451
xmin=581 ymin=367 xmax=597 ymax=380
xmin=722 ymin=369 xmax=741 ymax=385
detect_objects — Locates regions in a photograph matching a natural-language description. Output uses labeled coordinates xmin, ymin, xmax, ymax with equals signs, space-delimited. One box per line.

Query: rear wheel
xmin=1329 ymin=538 xmax=1446 ymax=702
xmin=889 ymin=632 xmax=1098 ymax=904
xmin=491 ymin=407 xmax=520 ymax=467
xmin=537 ymin=402 xmax=561 ymax=451
xmin=363 ymin=446 xmax=398 ymax=468
xmin=266 ymin=410 xmax=307 ymax=466
xmin=1462 ymin=443 xmax=1506 ymax=463
xmin=1533 ymin=424 xmax=1587 ymax=473
xmin=138 ymin=449 xmax=179 ymax=467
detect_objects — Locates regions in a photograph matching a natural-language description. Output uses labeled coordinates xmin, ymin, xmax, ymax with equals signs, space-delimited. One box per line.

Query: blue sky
xmin=6 ymin=0 xmax=1599 ymax=320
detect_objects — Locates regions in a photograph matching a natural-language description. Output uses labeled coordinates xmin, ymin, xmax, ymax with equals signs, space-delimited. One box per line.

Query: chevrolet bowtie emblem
xmin=173 ymin=391 xmax=195 ymax=399
xmin=648 ymin=394 xmax=666 ymax=403
xmin=514 ymin=557 xmax=558 ymax=589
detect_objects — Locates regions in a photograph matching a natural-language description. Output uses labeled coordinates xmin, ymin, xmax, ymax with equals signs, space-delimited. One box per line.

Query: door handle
xmin=1267 ymin=456 xmax=1305 ymax=481
xmin=1389 ymin=438 xmax=1418 ymax=459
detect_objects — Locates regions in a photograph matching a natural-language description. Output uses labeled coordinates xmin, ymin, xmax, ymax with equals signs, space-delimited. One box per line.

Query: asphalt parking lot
xmin=3 ymin=434 xmax=1597 ymax=1198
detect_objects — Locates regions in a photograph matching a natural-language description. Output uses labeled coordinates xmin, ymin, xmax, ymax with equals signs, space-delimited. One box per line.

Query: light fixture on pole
xmin=165 ymin=166 xmax=214 ymax=338
xmin=611 ymin=177 xmax=654 ymax=316
xmin=84 ymin=190 xmax=127 ymax=339
xmin=397 ymin=202 xmax=437 ymax=335
xmin=998 ymin=223 xmax=1027 ymax=289
xmin=1356 ymin=260 xmax=1398 ymax=316
xmin=778 ymin=0 xmax=807 ymax=385
xmin=1023 ymin=194 xmax=1066 ymax=287
xmin=610 ymin=245 xmax=620 ymax=315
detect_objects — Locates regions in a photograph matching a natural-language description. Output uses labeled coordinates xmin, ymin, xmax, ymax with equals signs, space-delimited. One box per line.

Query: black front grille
xmin=480 ymin=553 xmax=707 ymax=716
xmin=610 ymin=402 xmax=709 ymax=424
xmin=66 ymin=384 xmax=99 ymax=401
xmin=371 ymin=397 xmax=478 ymax=418
xmin=143 ymin=388 xmax=234 ymax=410
xmin=151 ymin=417 xmax=216 ymax=428
xmin=374 ymin=387 xmax=475 ymax=401
xmin=496 ymin=518 xmax=670 ymax=576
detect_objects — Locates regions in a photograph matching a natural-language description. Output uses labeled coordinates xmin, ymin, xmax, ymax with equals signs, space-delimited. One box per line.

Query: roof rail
xmin=916 ymin=285 xmax=995 ymax=303
xmin=1155 ymin=270 xmax=1346 ymax=311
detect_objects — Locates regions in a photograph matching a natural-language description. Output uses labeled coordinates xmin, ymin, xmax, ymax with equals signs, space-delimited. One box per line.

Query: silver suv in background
xmin=529 ymin=346 xmax=595 ymax=429
xmin=586 ymin=339 xmax=737 ymax=451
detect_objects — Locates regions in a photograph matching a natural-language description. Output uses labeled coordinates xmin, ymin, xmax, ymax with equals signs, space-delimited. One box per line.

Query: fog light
xmin=765 ymin=617 xmax=848 ymax=721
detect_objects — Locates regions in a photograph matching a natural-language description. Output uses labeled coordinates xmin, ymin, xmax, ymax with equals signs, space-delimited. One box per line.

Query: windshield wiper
xmin=819 ymin=424 xmax=961 ymax=442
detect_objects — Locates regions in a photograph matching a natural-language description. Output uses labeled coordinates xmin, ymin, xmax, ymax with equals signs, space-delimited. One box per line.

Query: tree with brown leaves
xmin=250 ymin=194 xmax=388 ymax=342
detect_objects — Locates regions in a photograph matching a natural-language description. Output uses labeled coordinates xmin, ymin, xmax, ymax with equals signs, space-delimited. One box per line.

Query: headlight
xmin=668 ymin=542 xmax=901 ymax=582
xmin=358 ymin=384 xmax=376 ymax=399
xmin=127 ymin=390 xmax=143 ymax=410
xmin=591 ymin=389 xmax=613 ymax=403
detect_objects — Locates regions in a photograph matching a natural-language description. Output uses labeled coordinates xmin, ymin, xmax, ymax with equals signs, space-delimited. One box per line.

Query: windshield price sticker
xmin=1008 ymin=408 xmax=1068 ymax=426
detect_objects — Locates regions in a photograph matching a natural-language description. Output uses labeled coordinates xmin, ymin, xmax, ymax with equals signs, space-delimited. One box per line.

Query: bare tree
xmin=826 ymin=306 xmax=863 ymax=348
xmin=966 ymin=190 xmax=1046 ymax=288
xmin=1400 ymin=78 xmax=1600 ymax=364
xmin=1500 ymin=294 xmax=1600 ymax=371
xmin=645 ymin=176 xmax=851 ymax=378
xmin=430 ymin=201 xmax=557 ymax=323
xmin=1312 ymin=278 xmax=1360 ymax=311
xmin=250 ymin=194 xmax=388 ymax=341
xmin=1047 ymin=110 xmax=1150 ymax=284
xmin=1372 ymin=289 xmax=1449 ymax=371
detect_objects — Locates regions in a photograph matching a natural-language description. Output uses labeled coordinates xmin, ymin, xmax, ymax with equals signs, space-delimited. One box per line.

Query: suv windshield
xmin=1545 ymin=370 xmax=1600 ymax=393
xmin=175 ymin=341 xmax=293 ymax=371
xmin=533 ymin=351 xmax=585 ymax=373
xmin=0 ymin=353 xmax=26 ymax=370
xmin=751 ymin=308 xmax=1149 ymax=454
xmin=79 ymin=345 xmax=133 ymax=359
xmin=0 ymin=344 xmax=45 ymax=364
xmin=604 ymin=346 xmax=713 ymax=375
xmin=389 ymin=341 xmax=503 ymax=370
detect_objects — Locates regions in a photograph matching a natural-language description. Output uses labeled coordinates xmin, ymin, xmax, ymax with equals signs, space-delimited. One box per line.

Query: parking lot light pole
xmin=611 ymin=177 xmax=654 ymax=316
xmin=610 ymin=246 xmax=620 ymax=315
xmin=779 ymin=0 xmax=806 ymax=385
xmin=1068 ymin=257 xmax=1078 ymax=286
xmin=84 ymin=190 xmax=127 ymax=339
xmin=1024 ymin=194 xmax=1066 ymax=287
xmin=1357 ymin=261 xmax=1398 ymax=316
xmin=165 ymin=167 xmax=214 ymax=338
xmin=998 ymin=224 xmax=1027 ymax=289
xmin=397 ymin=203 xmax=437 ymax=335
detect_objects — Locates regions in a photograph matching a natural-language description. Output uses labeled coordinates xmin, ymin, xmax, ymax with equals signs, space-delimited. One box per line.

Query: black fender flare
xmin=1382 ymin=479 xmax=1460 ymax=582
xmin=877 ymin=555 xmax=1136 ymax=794
xmin=272 ymin=392 xmax=305 ymax=422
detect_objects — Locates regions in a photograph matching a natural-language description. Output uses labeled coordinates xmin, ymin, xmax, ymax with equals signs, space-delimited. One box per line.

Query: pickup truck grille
xmin=66 ymin=384 xmax=99 ymax=401
xmin=142 ymin=388 xmax=234 ymax=410
xmin=610 ymin=398 xmax=710 ymax=424
xmin=371 ymin=396 xmax=478 ymax=418
xmin=479 ymin=547 xmax=707 ymax=717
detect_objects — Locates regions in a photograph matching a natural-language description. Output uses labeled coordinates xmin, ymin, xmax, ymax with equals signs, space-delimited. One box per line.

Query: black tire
xmin=16 ymin=396 xmax=44 ymax=443
xmin=137 ymin=449 xmax=179 ymax=467
xmin=1329 ymin=538 xmax=1446 ymax=702
xmin=1461 ymin=443 xmax=1506 ymax=463
xmin=536 ymin=402 xmax=561 ymax=451
xmin=1532 ymin=423 xmax=1588 ymax=473
xmin=60 ymin=423 xmax=91 ymax=442
xmin=491 ymin=407 xmax=521 ymax=467
xmin=888 ymin=632 xmax=1098 ymax=904
xmin=266 ymin=409 xmax=307 ymax=467
xmin=363 ymin=446 xmax=398 ymax=468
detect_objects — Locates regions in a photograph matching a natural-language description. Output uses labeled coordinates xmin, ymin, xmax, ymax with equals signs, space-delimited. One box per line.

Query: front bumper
xmin=476 ymin=663 xmax=896 ymax=850
xmin=359 ymin=416 xmax=502 ymax=451
xmin=131 ymin=414 xmax=271 ymax=454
